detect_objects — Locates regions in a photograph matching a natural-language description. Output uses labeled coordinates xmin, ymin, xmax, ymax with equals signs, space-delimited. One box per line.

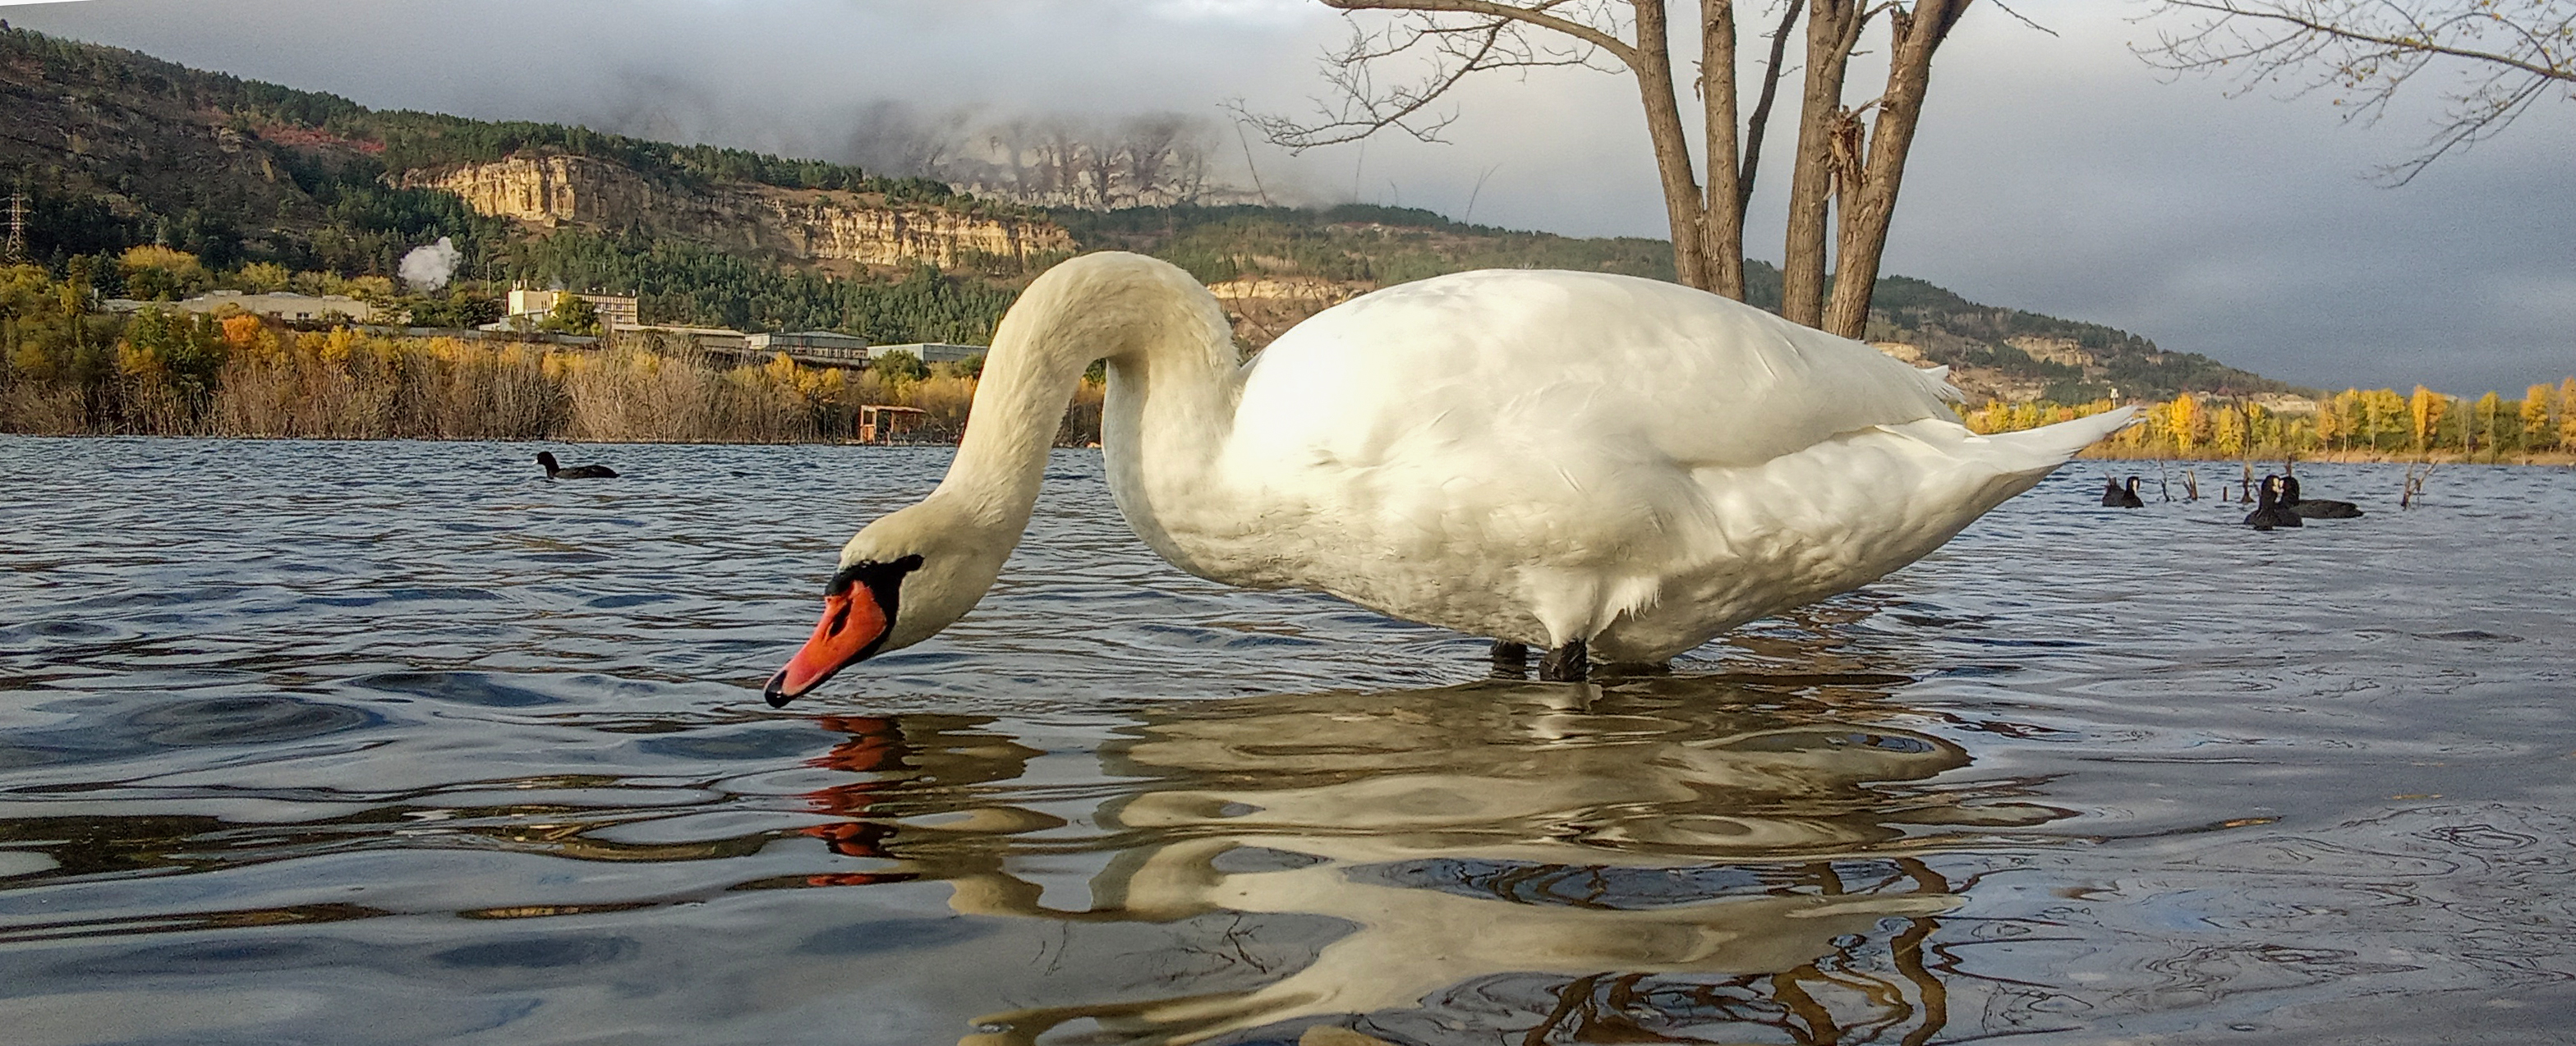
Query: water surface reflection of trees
xmin=797 ymin=674 xmax=2066 ymax=1045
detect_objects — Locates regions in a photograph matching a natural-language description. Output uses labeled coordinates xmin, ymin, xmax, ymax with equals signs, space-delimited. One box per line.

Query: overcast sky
xmin=4 ymin=0 xmax=2569 ymax=393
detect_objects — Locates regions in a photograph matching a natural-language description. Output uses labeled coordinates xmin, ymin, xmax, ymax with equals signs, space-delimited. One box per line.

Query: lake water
xmin=2 ymin=437 xmax=2573 ymax=1045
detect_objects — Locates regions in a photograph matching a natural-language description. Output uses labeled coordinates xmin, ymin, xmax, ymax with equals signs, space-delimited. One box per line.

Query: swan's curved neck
xmin=932 ymin=255 xmax=1240 ymax=547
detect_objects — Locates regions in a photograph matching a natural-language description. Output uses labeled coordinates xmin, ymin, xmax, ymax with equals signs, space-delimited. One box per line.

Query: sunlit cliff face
xmin=402 ymin=156 xmax=1072 ymax=268
xmin=797 ymin=676 xmax=2069 ymax=1044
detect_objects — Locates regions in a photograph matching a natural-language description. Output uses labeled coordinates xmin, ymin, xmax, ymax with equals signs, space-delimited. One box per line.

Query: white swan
xmin=766 ymin=252 xmax=2134 ymax=704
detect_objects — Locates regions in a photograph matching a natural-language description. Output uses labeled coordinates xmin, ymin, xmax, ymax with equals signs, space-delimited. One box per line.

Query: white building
xmin=507 ymin=289 xmax=639 ymax=328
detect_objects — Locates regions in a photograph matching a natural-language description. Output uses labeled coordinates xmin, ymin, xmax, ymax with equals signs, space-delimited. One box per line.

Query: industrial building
xmin=870 ymin=342 xmax=985 ymax=365
xmin=611 ymin=323 xmax=749 ymax=354
xmin=746 ymin=331 xmax=868 ymax=363
xmin=103 ymin=291 xmax=380 ymax=323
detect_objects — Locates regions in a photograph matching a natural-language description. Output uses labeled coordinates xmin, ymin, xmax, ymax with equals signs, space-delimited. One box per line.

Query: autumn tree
xmin=1254 ymin=0 xmax=1982 ymax=337
xmin=2358 ymin=388 xmax=2404 ymax=448
xmin=2529 ymin=383 xmax=2561 ymax=452
xmin=2407 ymin=383 xmax=2445 ymax=451
xmin=2470 ymin=389 xmax=2505 ymax=455
xmin=2166 ymin=392 xmax=2205 ymax=456
xmin=120 ymin=245 xmax=205 ymax=302
xmin=2212 ymin=401 xmax=2247 ymax=457
xmin=2560 ymin=378 xmax=2576 ymax=449
xmin=2314 ymin=391 xmax=2351 ymax=451
xmin=2142 ymin=1 xmax=2576 ymax=183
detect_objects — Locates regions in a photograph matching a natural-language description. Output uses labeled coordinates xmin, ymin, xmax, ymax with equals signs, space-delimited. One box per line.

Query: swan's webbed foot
xmin=1538 ymin=639 xmax=1589 ymax=682
xmin=1490 ymin=640 xmax=1530 ymax=678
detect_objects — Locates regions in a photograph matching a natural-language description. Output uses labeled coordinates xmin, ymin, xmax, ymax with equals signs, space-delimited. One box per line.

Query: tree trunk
xmin=1779 ymin=0 xmax=1865 ymax=328
xmin=1631 ymin=1 xmax=1714 ymax=291
xmin=1698 ymin=1 xmax=1746 ymax=300
xmin=1822 ymin=0 xmax=1970 ymax=339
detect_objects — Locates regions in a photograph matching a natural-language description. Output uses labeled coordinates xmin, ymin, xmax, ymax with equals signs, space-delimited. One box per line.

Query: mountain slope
xmin=1060 ymin=205 xmax=2290 ymax=401
xmin=0 ymin=25 xmax=1047 ymax=278
xmin=2 ymin=25 xmax=2286 ymax=401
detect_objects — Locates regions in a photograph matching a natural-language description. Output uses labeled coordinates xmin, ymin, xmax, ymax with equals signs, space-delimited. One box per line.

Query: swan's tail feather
xmin=1981 ymin=406 xmax=2141 ymax=474
xmin=1916 ymin=365 xmax=1966 ymax=404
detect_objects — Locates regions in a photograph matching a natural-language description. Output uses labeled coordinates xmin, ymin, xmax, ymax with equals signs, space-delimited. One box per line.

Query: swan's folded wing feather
xmin=1232 ymin=268 xmax=1958 ymax=475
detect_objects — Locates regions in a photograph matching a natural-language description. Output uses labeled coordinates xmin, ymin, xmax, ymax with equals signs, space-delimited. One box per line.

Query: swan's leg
xmin=1538 ymin=639 xmax=1589 ymax=682
xmin=1490 ymin=640 xmax=1529 ymax=672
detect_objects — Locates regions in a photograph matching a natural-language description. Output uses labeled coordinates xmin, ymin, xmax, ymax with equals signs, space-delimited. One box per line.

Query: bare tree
xmin=969 ymin=115 xmax=1221 ymax=209
xmin=1242 ymin=1 xmax=1979 ymax=337
xmin=2142 ymin=1 xmax=2576 ymax=184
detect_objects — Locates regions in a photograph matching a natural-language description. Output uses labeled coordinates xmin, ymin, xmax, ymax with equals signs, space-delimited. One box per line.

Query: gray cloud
xmin=7 ymin=0 xmax=2568 ymax=393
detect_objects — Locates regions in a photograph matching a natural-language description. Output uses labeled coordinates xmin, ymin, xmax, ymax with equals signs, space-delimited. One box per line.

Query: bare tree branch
xmin=2141 ymin=1 xmax=2576 ymax=183
xmin=1234 ymin=11 xmax=1607 ymax=152
xmin=1320 ymin=0 xmax=1642 ymax=63
xmin=1740 ymin=0 xmax=1808 ymax=208
xmin=1986 ymin=0 xmax=2055 ymax=37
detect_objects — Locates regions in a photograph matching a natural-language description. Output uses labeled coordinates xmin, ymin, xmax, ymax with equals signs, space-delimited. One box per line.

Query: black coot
xmin=536 ymin=452 xmax=618 ymax=479
xmin=2243 ymin=475 xmax=2302 ymax=530
xmin=2281 ymin=475 xmax=2362 ymax=519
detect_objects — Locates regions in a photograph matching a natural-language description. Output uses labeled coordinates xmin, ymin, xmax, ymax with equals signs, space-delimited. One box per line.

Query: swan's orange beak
xmin=764 ymin=589 xmax=890 ymax=708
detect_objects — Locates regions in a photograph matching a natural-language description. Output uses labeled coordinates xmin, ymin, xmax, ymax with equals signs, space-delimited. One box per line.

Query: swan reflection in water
xmin=796 ymin=674 xmax=2064 ymax=1045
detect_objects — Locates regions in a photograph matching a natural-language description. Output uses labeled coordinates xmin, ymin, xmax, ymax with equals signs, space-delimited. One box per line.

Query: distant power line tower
xmin=2 ymin=191 xmax=26 ymax=264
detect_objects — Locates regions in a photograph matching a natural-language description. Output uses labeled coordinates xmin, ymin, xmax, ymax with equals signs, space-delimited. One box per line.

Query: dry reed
xmin=12 ymin=323 xmax=1114 ymax=446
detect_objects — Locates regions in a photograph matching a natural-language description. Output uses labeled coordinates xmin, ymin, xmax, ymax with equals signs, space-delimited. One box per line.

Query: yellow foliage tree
xmin=2366 ymin=388 xmax=2407 ymax=448
xmin=2166 ymin=393 xmax=2204 ymax=456
xmin=2524 ymin=384 xmax=2557 ymax=452
xmin=2408 ymin=385 xmax=2445 ymax=451
xmin=2315 ymin=392 xmax=2349 ymax=450
xmin=2472 ymin=391 xmax=2505 ymax=454
xmin=235 ymin=262 xmax=292 ymax=293
xmin=2561 ymin=378 xmax=2576 ymax=450
xmin=2211 ymin=402 xmax=2247 ymax=457
xmin=119 ymin=245 xmax=204 ymax=300
xmin=219 ymin=314 xmax=265 ymax=351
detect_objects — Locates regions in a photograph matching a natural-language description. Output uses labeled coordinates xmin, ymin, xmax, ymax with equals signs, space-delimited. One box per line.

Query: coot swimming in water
xmin=536 ymin=452 xmax=618 ymax=479
xmin=2280 ymin=475 xmax=2362 ymax=519
xmin=2243 ymin=475 xmax=2302 ymax=530
xmin=2101 ymin=476 xmax=2146 ymax=508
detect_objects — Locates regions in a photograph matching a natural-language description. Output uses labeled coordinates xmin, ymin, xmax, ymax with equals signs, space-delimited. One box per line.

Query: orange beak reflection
xmin=765 ymin=588 xmax=890 ymax=708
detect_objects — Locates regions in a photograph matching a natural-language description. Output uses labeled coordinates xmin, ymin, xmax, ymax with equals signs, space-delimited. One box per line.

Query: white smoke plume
xmin=398 ymin=237 xmax=464 ymax=291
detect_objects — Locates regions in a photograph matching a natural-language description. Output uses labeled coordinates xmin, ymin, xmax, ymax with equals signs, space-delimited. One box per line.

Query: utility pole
xmin=2 ymin=190 xmax=26 ymax=264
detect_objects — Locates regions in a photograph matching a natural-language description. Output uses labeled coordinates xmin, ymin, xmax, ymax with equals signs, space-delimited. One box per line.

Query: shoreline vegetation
xmin=1 ymin=324 xmax=1104 ymax=447
xmin=7 ymin=261 xmax=2570 ymax=461
xmin=1 ymin=259 xmax=1102 ymax=445
xmin=1975 ymin=388 xmax=2576 ymax=465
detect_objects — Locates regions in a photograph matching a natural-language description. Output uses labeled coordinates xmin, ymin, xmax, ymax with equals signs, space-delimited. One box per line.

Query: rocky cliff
xmin=406 ymin=155 xmax=1070 ymax=269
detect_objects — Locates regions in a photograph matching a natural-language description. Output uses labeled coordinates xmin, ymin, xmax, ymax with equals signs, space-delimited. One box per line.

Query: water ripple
xmin=2 ymin=438 xmax=2573 ymax=1044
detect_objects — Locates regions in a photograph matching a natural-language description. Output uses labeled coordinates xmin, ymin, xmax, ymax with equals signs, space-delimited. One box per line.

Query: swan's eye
xmin=825 ymin=567 xmax=862 ymax=599
xmin=825 ymin=555 xmax=927 ymax=599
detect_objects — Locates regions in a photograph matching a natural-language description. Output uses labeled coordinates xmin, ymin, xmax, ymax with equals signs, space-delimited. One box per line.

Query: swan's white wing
xmin=1231 ymin=269 xmax=1957 ymax=475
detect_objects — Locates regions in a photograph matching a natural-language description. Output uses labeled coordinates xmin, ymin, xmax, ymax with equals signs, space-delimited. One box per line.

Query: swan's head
xmin=763 ymin=498 xmax=1011 ymax=707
